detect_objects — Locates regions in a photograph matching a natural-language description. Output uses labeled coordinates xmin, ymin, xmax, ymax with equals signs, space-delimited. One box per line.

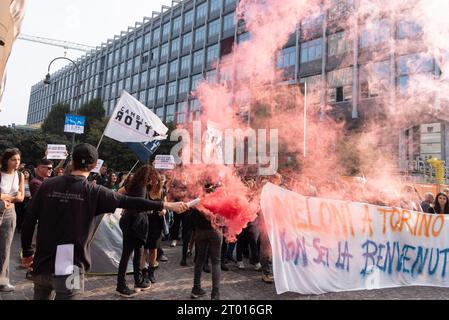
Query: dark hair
xmin=1 ymin=148 xmax=21 ymax=173
xmin=434 ymin=193 xmax=449 ymax=215
xmin=126 ymin=165 xmax=155 ymax=193
xmin=37 ymin=159 xmax=53 ymax=167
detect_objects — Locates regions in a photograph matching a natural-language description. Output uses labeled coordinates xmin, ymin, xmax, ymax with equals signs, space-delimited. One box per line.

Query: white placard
xmin=154 ymin=155 xmax=175 ymax=170
xmin=55 ymin=244 xmax=74 ymax=276
xmin=91 ymin=159 xmax=104 ymax=174
xmin=46 ymin=144 xmax=67 ymax=160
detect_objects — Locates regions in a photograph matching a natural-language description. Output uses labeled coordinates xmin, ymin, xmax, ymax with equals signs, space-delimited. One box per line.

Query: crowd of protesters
xmin=1 ymin=146 xmax=449 ymax=299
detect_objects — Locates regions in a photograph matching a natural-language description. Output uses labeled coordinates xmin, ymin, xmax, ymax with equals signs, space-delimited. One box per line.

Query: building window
xmin=223 ymin=13 xmax=235 ymax=32
xmin=327 ymin=67 xmax=353 ymax=103
xmin=142 ymin=53 xmax=150 ymax=65
xmin=153 ymin=27 xmax=160 ymax=45
xmin=162 ymin=22 xmax=171 ymax=38
xmin=126 ymin=59 xmax=133 ymax=76
xmin=119 ymin=62 xmax=125 ymax=78
xmin=167 ymin=81 xmax=177 ymax=98
xmin=191 ymin=74 xmax=204 ymax=91
xmin=328 ymin=0 xmax=353 ymax=20
xmin=151 ymin=47 xmax=159 ymax=62
xmin=128 ymin=43 xmax=134 ymax=59
xmin=210 ymin=0 xmax=221 ymax=14
xmin=196 ymin=3 xmax=207 ymax=22
xmin=135 ymin=36 xmax=142 ymax=53
xmin=181 ymin=55 xmax=191 ymax=72
xmin=132 ymin=74 xmax=139 ymax=92
xmin=190 ymin=99 xmax=201 ymax=121
xmin=178 ymin=78 xmax=189 ymax=94
xmin=171 ymin=37 xmax=180 ymax=55
xmin=160 ymin=42 xmax=169 ymax=58
xmin=138 ymin=90 xmax=146 ymax=104
xmin=154 ymin=107 xmax=164 ymax=121
xmin=148 ymin=87 xmax=156 ymax=104
xmin=328 ymin=31 xmax=349 ymax=57
xmin=182 ymin=32 xmax=192 ymax=50
xmin=237 ymin=32 xmax=250 ymax=43
xmin=169 ymin=60 xmax=179 ymax=76
xmin=224 ymin=0 xmax=236 ymax=6
xmin=140 ymin=70 xmax=148 ymax=89
xmin=157 ymin=84 xmax=166 ymax=100
xmin=173 ymin=16 xmax=182 ymax=33
xmin=195 ymin=26 xmax=206 ymax=44
xmin=398 ymin=20 xmax=422 ymax=39
xmin=206 ymin=44 xmax=219 ymax=64
xmin=144 ymin=32 xmax=151 ymax=49
xmin=277 ymin=46 xmax=296 ymax=68
xmin=208 ymin=19 xmax=220 ymax=38
xmin=159 ymin=64 xmax=167 ymax=81
xmin=184 ymin=10 xmax=194 ymax=28
xmin=149 ymin=68 xmax=157 ymax=82
xmin=176 ymin=102 xmax=188 ymax=124
xmin=193 ymin=50 xmax=204 ymax=68
xmin=360 ymin=61 xmax=390 ymax=99
xmin=125 ymin=77 xmax=132 ymax=91
xmin=300 ymin=38 xmax=322 ymax=63
xmin=397 ymin=53 xmax=434 ymax=94
xmin=134 ymin=55 xmax=141 ymax=73
xmin=165 ymin=104 xmax=175 ymax=123
xmin=360 ymin=19 xmax=390 ymax=48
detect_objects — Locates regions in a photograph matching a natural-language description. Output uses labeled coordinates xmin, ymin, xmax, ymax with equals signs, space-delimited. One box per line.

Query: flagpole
xmin=119 ymin=160 xmax=140 ymax=188
xmin=96 ymin=133 xmax=105 ymax=150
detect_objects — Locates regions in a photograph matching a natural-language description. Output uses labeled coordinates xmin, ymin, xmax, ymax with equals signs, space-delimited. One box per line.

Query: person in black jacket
xmin=190 ymin=183 xmax=223 ymax=300
xmin=21 ymin=144 xmax=188 ymax=300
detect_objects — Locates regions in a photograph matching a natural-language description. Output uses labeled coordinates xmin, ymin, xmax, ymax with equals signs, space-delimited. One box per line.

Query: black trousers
xmin=170 ymin=213 xmax=182 ymax=241
xmin=117 ymin=231 xmax=143 ymax=288
xmin=236 ymin=222 xmax=260 ymax=264
xmin=194 ymin=228 xmax=222 ymax=292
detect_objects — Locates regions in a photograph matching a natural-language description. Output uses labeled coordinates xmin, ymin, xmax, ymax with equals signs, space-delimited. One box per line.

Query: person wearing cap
xmin=20 ymin=143 xmax=189 ymax=300
xmin=29 ymin=159 xmax=53 ymax=198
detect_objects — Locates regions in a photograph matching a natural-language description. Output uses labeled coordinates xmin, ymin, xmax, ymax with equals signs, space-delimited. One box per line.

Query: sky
xmin=0 ymin=0 xmax=171 ymax=126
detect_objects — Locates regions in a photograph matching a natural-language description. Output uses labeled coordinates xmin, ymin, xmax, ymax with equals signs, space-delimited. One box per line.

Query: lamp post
xmin=44 ymin=56 xmax=81 ymax=160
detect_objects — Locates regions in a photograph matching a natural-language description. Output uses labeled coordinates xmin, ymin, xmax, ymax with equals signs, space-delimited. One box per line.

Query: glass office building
xmin=26 ymin=0 xmax=447 ymax=168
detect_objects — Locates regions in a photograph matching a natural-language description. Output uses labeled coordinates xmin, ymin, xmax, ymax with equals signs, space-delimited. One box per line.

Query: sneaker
xmin=237 ymin=261 xmax=245 ymax=269
xmin=0 ymin=284 xmax=15 ymax=292
xmin=254 ymin=262 xmax=262 ymax=271
xmin=180 ymin=259 xmax=187 ymax=267
xmin=152 ymin=261 xmax=159 ymax=269
xmin=158 ymin=254 xmax=168 ymax=262
xmin=134 ymin=280 xmax=151 ymax=292
xmin=191 ymin=287 xmax=207 ymax=299
xmin=170 ymin=240 xmax=177 ymax=247
xmin=116 ymin=286 xmax=138 ymax=298
xmin=221 ymin=263 xmax=229 ymax=271
xmin=203 ymin=264 xmax=211 ymax=273
xmin=262 ymin=274 xmax=274 ymax=284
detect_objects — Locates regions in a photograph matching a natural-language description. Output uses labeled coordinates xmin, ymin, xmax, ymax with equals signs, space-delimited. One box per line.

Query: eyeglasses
xmin=40 ymin=166 xmax=53 ymax=171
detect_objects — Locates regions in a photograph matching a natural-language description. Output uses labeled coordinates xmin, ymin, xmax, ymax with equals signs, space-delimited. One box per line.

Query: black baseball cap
xmin=73 ymin=143 xmax=98 ymax=168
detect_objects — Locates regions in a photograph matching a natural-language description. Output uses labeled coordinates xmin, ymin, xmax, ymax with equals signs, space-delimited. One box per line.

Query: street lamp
xmin=44 ymin=56 xmax=81 ymax=160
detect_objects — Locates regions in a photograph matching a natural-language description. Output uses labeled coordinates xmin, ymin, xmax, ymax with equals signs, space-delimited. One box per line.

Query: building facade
xmin=26 ymin=0 xmax=446 ymax=168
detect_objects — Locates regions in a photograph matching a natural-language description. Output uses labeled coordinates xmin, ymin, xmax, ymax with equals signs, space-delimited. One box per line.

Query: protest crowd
xmin=1 ymin=145 xmax=448 ymax=300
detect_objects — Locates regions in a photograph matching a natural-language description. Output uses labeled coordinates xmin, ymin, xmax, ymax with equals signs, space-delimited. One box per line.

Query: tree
xmin=78 ymin=98 xmax=105 ymax=140
xmin=0 ymin=127 xmax=69 ymax=166
xmin=41 ymin=103 xmax=71 ymax=136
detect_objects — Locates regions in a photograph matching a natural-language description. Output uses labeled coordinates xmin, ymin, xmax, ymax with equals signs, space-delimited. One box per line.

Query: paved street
xmin=2 ymin=233 xmax=449 ymax=300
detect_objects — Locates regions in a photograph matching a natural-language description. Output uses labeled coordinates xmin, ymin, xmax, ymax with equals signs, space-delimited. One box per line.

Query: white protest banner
xmin=260 ymin=183 xmax=449 ymax=295
xmin=91 ymin=159 xmax=104 ymax=174
xmin=103 ymin=91 xmax=168 ymax=143
xmin=154 ymin=155 xmax=175 ymax=170
xmin=46 ymin=144 xmax=67 ymax=160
